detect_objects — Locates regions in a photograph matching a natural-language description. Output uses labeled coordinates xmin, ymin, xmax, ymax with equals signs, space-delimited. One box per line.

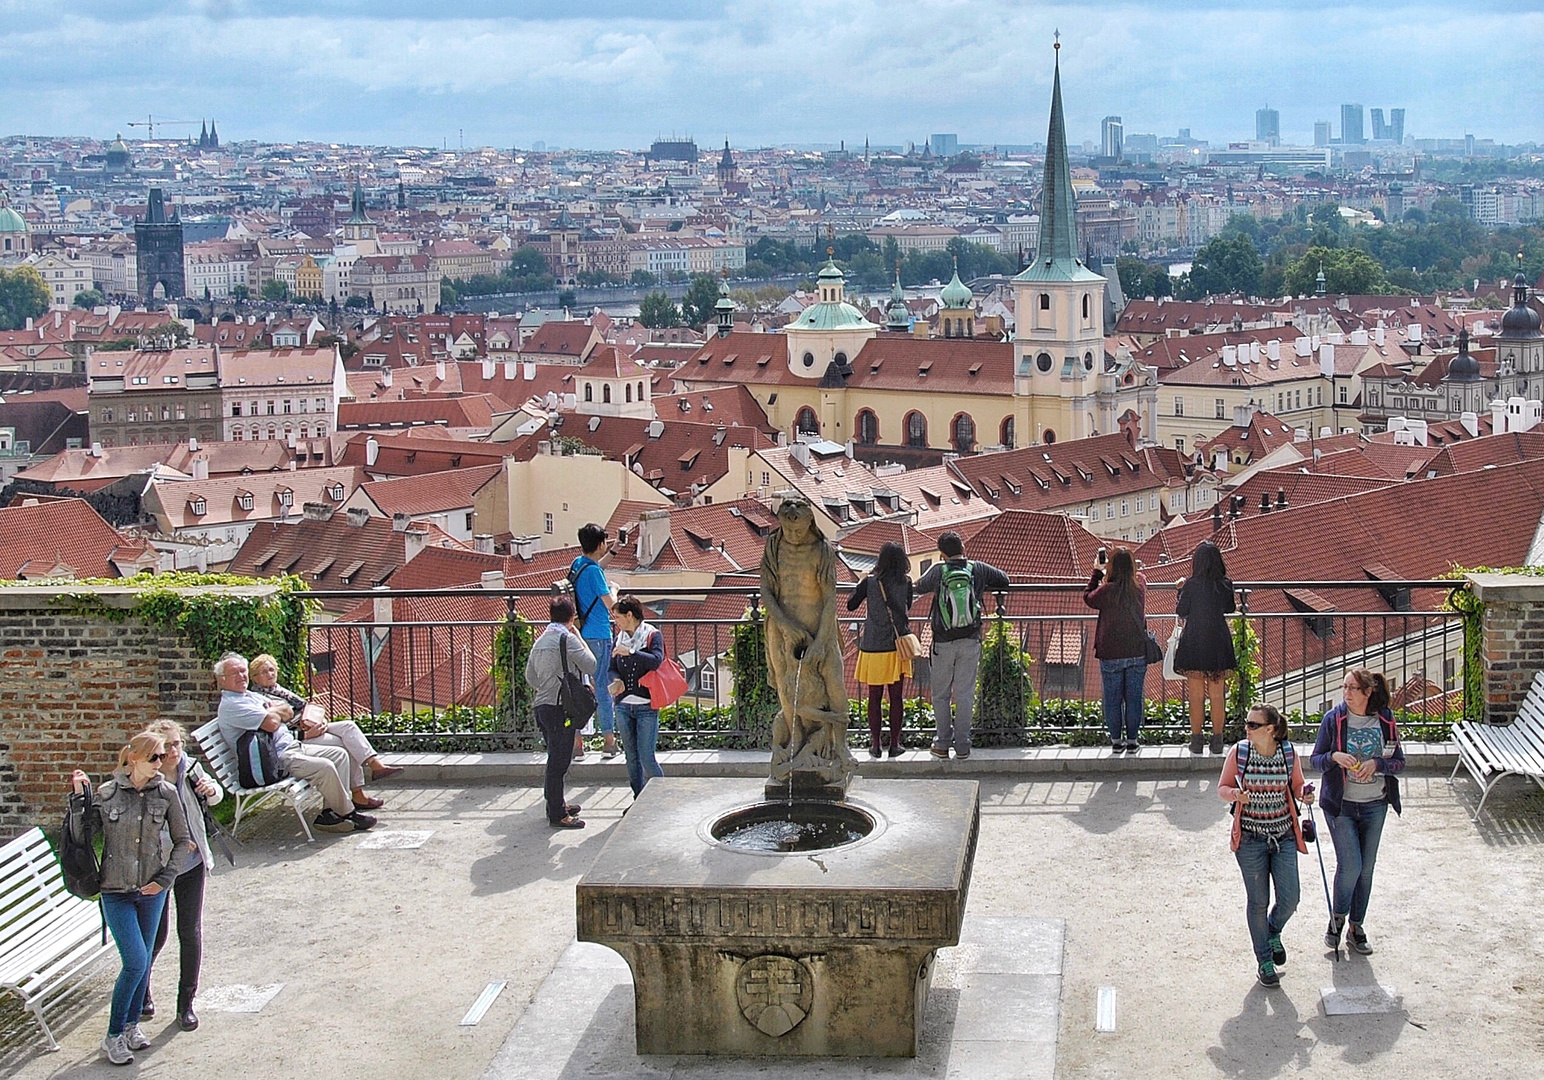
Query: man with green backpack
xmin=914 ymin=531 xmax=1010 ymax=759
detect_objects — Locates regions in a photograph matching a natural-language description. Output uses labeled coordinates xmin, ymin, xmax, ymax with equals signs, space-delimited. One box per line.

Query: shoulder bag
xmin=877 ymin=575 xmax=922 ymax=662
xmin=557 ymin=634 xmax=597 ymax=727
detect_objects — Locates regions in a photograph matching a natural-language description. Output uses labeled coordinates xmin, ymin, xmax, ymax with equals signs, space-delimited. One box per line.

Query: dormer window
xmin=236 ymin=491 xmax=254 ymax=511
xmin=327 ymin=483 xmax=345 ymax=501
xmin=278 ymin=489 xmax=293 ymax=507
xmin=187 ymin=497 xmax=207 ymax=516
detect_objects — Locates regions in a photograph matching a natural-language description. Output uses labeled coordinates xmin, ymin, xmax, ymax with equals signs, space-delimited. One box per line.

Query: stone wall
xmin=1469 ymin=574 xmax=1544 ymax=724
xmin=0 ymin=585 xmax=243 ymax=837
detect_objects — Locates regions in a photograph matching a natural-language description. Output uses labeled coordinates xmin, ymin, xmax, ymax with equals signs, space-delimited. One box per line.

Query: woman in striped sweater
xmin=1218 ymin=703 xmax=1313 ymax=988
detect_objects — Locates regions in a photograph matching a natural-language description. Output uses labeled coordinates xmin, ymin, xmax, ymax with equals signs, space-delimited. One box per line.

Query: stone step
xmin=380 ymin=742 xmax=1456 ymax=782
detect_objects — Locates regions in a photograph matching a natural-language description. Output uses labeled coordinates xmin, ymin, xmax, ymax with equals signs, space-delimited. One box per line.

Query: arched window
xmin=856 ymin=410 xmax=879 ymax=445
xmin=638 ymin=381 xmax=644 ymax=400
xmin=1039 ymin=293 xmax=1051 ymax=310
xmin=1000 ymin=416 xmax=1016 ymax=449
xmin=1036 ymin=351 xmax=1053 ymax=373
xmin=834 ymin=351 xmax=847 ymax=369
xmin=1082 ymin=294 xmax=1091 ymax=321
xmin=952 ymin=413 xmax=975 ymax=454
xmin=795 ymin=407 xmax=819 ymax=435
xmin=625 ymin=384 xmax=633 ymax=403
xmin=603 ymin=384 xmax=612 ymax=404
xmin=1043 ymin=428 xmax=1057 ymax=445
xmin=905 ymin=411 xmax=928 ymax=448
xmin=802 ymin=351 xmax=815 ymax=369
xmin=584 ymin=383 xmax=593 ymax=402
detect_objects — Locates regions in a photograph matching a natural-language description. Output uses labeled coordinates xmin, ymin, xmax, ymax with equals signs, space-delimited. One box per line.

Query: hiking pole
xmin=1304 ymin=791 xmax=1339 ymax=963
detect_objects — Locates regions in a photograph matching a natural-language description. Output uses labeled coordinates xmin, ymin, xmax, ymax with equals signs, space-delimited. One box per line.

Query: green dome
xmin=940 ymin=263 xmax=972 ymax=309
xmin=0 ymin=206 xmax=27 ymax=234
xmin=817 ymin=260 xmax=845 ymax=282
xmin=789 ymin=299 xmax=873 ymax=331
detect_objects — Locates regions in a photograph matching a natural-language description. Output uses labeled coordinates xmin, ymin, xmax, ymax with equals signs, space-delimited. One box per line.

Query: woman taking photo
xmin=1311 ymin=668 xmax=1405 ymax=956
xmin=847 ymin=541 xmax=914 ymax=758
xmin=68 ymin=732 xmax=194 ymax=1066
xmin=1174 ymin=540 xmax=1237 ymax=755
xmin=143 ymin=719 xmax=222 ymax=1031
xmin=1083 ymin=546 xmax=1150 ymax=754
xmin=1218 ymin=703 xmax=1312 ymax=988
xmin=608 ymin=595 xmax=666 ymax=797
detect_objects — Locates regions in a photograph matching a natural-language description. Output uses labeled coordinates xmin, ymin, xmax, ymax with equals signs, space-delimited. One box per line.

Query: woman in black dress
xmin=1175 ymin=540 xmax=1237 ymax=755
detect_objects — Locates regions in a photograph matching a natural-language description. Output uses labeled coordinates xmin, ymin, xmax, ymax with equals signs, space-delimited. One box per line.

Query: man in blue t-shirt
xmin=571 ymin=523 xmax=617 ymax=758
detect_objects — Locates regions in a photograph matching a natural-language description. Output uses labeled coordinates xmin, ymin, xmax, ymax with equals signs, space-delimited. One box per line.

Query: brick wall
xmin=1469 ymin=574 xmax=1544 ymax=724
xmin=0 ymin=585 xmax=264 ymax=838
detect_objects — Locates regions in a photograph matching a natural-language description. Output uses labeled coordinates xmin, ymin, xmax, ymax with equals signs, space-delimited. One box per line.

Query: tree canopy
xmin=0 ymin=266 xmax=49 ymax=331
xmin=638 ymin=291 xmax=681 ymax=328
xmin=680 ymin=274 xmax=725 ymax=326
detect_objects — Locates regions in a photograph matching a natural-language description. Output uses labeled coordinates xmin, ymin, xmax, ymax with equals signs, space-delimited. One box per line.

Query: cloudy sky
xmin=2 ymin=1 xmax=1540 ymax=149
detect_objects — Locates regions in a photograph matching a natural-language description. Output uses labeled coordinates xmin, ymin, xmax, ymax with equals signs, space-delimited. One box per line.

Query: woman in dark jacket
xmin=848 ymin=542 xmax=913 ymax=758
xmin=1175 ymin=540 xmax=1237 ymax=755
xmin=607 ymin=595 xmax=667 ymax=797
xmin=1084 ymin=546 xmax=1149 ymax=754
xmin=1311 ymin=668 xmax=1405 ymax=956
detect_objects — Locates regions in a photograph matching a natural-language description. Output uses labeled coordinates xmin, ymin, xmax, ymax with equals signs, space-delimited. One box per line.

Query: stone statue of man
xmin=759 ymin=496 xmax=853 ymax=794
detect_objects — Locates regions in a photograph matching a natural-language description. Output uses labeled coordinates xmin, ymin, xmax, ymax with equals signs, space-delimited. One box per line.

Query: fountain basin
xmin=577 ymin=778 xmax=979 ymax=1057
xmin=708 ymin=799 xmax=878 ymax=853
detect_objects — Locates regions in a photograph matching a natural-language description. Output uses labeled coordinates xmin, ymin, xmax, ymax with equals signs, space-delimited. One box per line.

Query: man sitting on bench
xmin=213 ymin=653 xmax=376 ymax=834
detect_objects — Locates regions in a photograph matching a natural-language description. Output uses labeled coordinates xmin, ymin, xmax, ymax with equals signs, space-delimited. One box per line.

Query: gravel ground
xmin=2 ymin=769 xmax=1539 ymax=1079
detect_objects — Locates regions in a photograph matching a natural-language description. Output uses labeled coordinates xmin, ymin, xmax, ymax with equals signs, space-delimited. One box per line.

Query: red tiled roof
xmin=948 ymin=433 xmax=1167 ymax=512
xmin=651 ymin=384 xmax=775 ymax=434
xmin=356 ymin=464 xmax=502 ymax=517
xmin=838 ymin=519 xmax=938 ymax=556
xmin=338 ymin=432 xmax=507 ymax=477
xmin=0 ymin=498 xmax=158 ymax=580
xmin=337 ymin=394 xmax=502 ymax=433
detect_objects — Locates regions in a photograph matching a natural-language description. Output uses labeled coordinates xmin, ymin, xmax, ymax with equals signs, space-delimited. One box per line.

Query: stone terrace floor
xmin=3 ymin=765 xmax=1541 ymax=1079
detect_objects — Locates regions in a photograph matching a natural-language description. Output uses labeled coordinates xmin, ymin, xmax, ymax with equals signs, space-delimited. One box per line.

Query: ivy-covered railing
xmin=294 ymin=580 xmax=1465 ymax=753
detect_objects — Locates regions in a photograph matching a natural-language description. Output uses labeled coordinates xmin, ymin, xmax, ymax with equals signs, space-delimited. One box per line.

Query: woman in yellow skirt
xmin=847 ymin=542 xmax=914 ymax=758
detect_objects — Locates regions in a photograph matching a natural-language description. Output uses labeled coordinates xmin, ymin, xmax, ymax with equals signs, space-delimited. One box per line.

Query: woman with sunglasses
xmin=1311 ymin=668 xmax=1404 ymax=956
xmin=69 ymin=732 xmax=195 ymax=1066
xmin=1218 ymin=703 xmax=1312 ymax=988
xmin=143 ymin=719 xmax=222 ymax=1032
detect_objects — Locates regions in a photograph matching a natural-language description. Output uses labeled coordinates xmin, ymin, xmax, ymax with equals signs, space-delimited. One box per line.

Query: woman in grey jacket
xmin=144 ymin=719 xmax=223 ymax=1032
xmin=524 ymin=595 xmax=597 ymax=829
xmin=70 ymin=731 xmax=195 ymax=1066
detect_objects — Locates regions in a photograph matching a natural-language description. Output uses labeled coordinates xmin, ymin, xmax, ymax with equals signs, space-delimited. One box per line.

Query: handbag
xmin=641 ymin=657 xmax=689 ymax=709
xmin=1143 ymin=629 xmax=1164 ymax=666
xmin=557 ymin=634 xmax=597 ymax=727
xmin=1161 ymin=623 xmax=1183 ymax=681
xmin=876 ymin=575 xmax=922 ymax=662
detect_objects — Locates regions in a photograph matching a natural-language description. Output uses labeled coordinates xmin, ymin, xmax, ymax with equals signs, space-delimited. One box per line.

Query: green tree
xmin=231 ymin=284 xmax=250 ymax=301
xmin=557 ymin=288 xmax=577 ymax=310
xmin=439 ymin=278 xmax=458 ymax=306
xmin=344 ymin=295 xmax=371 ymax=310
xmin=1283 ymin=246 xmax=1388 ymax=296
xmin=261 ymin=279 xmax=290 ymax=302
xmin=1116 ymin=257 xmax=1172 ymax=300
xmin=0 ymin=266 xmax=49 ymax=331
xmin=630 ymin=269 xmax=658 ymax=287
xmin=638 ymin=291 xmax=681 ymax=328
xmin=1180 ymin=233 xmax=1263 ymax=299
xmin=72 ymin=288 xmax=106 ymax=309
xmin=680 ymin=273 xmax=725 ymax=326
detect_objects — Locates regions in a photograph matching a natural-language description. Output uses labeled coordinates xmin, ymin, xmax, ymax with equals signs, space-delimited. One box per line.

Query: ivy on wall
xmin=22 ymin=573 xmax=316 ymax=690
xmin=1441 ymin=566 xmax=1544 ymax=722
xmin=491 ymin=612 xmax=536 ymax=734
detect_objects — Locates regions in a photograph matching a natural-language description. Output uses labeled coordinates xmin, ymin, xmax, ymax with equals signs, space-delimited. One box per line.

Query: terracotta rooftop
xmin=0 ymin=498 xmax=158 ymax=580
xmin=354 ymin=464 xmax=503 ymax=518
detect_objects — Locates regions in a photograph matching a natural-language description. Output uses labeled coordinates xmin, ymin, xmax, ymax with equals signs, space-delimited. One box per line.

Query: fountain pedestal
xmin=576 ymin=777 xmax=979 ymax=1057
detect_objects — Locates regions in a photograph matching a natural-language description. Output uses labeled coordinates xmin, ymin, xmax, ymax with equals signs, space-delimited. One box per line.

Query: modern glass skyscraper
xmin=1256 ymin=107 xmax=1280 ymax=145
xmin=1341 ymin=104 xmax=1364 ymax=144
xmin=1100 ymin=116 xmax=1123 ymax=159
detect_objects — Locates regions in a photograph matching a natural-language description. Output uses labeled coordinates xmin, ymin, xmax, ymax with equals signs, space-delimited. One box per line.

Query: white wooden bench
xmin=192 ymin=718 xmax=319 ymax=842
xmin=1449 ymin=670 xmax=1544 ymax=820
xmin=0 ymin=827 xmax=116 ymax=1051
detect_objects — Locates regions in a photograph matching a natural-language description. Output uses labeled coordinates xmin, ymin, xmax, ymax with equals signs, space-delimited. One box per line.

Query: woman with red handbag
xmin=608 ymin=596 xmax=667 ymax=797
xmin=847 ymin=542 xmax=915 ymax=759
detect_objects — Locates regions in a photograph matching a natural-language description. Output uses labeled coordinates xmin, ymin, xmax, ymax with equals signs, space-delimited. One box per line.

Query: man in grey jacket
xmin=524 ymin=596 xmax=597 ymax=828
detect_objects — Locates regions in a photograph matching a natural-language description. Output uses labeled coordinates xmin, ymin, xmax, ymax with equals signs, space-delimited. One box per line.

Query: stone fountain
xmin=576 ymin=497 xmax=980 ymax=1057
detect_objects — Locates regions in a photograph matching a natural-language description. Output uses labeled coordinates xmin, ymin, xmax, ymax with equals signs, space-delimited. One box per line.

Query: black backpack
xmin=60 ymin=785 xmax=102 ymax=900
xmin=236 ymin=728 xmax=288 ymax=788
xmin=557 ymin=635 xmax=597 ymax=728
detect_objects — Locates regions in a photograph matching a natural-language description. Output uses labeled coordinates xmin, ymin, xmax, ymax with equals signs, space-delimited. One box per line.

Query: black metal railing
xmin=300 ymin=581 xmax=1466 ymax=753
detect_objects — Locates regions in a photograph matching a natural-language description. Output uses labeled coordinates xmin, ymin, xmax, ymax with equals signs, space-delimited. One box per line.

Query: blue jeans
xmin=102 ymin=890 xmax=168 ymax=1036
xmin=583 ymin=638 xmax=615 ymax=735
xmin=1099 ymin=656 xmax=1147 ymax=742
xmin=1234 ymin=832 xmax=1300 ymax=966
xmin=1327 ymin=798 xmax=1388 ymax=924
xmin=615 ymin=699 xmax=663 ymax=796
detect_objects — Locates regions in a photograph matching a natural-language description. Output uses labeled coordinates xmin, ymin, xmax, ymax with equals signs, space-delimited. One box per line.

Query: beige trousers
xmin=278 ymin=744 xmax=352 ymax=816
xmin=300 ymin=720 xmax=378 ymax=790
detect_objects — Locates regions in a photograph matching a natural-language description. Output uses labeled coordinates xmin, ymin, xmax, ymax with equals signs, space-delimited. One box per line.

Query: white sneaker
xmin=101 ymin=1033 xmax=134 ymax=1065
xmin=124 ymin=1023 xmax=152 ymax=1050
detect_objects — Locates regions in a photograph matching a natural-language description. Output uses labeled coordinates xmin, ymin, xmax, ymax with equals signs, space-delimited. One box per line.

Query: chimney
xmin=1491 ymin=398 xmax=1507 ymax=435
xmin=511 ymin=535 xmax=540 ymax=560
xmin=381 ymin=367 xmax=393 ymax=387
xmin=1276 ymin=487 xmax=1287 ymax=511
xmin=1229 ymin=494 xmax=1244 ymax=520
xmin=1318 ymin=342 xmax=1335 ymax=379
xmin=789 ymin=442 xmax=811 ymax=467
xmin=1460 ymin=411 xmax=1480 ymax=438
xmin=479 ymin=570 xmax=506 ymax=589
xmin=90 ymin=441 xmax=103 ymax=457
xmin=435 ymin=359 xmax=446 ymax=382
xmin=372 ymin=592 xmax=393 ymax=627
xmin=1211 ymin=502 xmax=1224 ymax=531
xmin=523 ymin=363 xmax=536 ymax=381
xmin=482 ymin=358 xmax=495 ymax=379
xmin=287 ymin=430 xmax=298 ymax=449
xmin=1407 ymin=418 xmax=1428 ymax=446
xmin=365 ymin=436 xmax=380 ymax=467
xmin=392 ymin=512 xmax=411 ymax=532
xmin=346 ymin=506 xmax=371 ymax=528
xmin=188 ymin=437 xmax=198 ymax=452
xmin=637 ymin=508 xmax=672 ymax=568
xmin=1294 ymin=336 xmax=1311 ymax=358
xmin=1266 ymin=339 xmax=1281 ymax=362
xmin=403 ymin=524 xmax=428 ymax=563
xmin=504 ymin=361 xmax=517 ymax=380
xmin=192 ymin=457 xmax=209 ymax=481
xmin=1260 ymin=492 xmax=1272 ymax=513
xmin=302 ymin=501 xmax=335 ymax=522
xmin=1293 ymin=427 xmax=1308 ymax=443
xmin=1348 ymin=329 xmax=1368 ymax=346
xmin=473 ymin=533 xmax=494 ymax=554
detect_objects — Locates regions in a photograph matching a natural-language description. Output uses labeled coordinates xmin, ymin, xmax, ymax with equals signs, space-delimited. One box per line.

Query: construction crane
xmin=124 ymin=115 xmax=200 ymax=140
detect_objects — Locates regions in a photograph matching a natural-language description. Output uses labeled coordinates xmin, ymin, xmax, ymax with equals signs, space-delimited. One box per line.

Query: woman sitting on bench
xmin=248 ymin=653 xmax=403 ymax=811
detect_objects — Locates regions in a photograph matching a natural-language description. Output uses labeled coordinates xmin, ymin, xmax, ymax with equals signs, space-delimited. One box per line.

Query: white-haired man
xmin=213 ymin=653 xmax=375 ymax=834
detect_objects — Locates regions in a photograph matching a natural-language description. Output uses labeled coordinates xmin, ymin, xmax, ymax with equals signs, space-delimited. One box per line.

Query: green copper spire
xmin=1015 ymin=39 xmax=1103 ymax=285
